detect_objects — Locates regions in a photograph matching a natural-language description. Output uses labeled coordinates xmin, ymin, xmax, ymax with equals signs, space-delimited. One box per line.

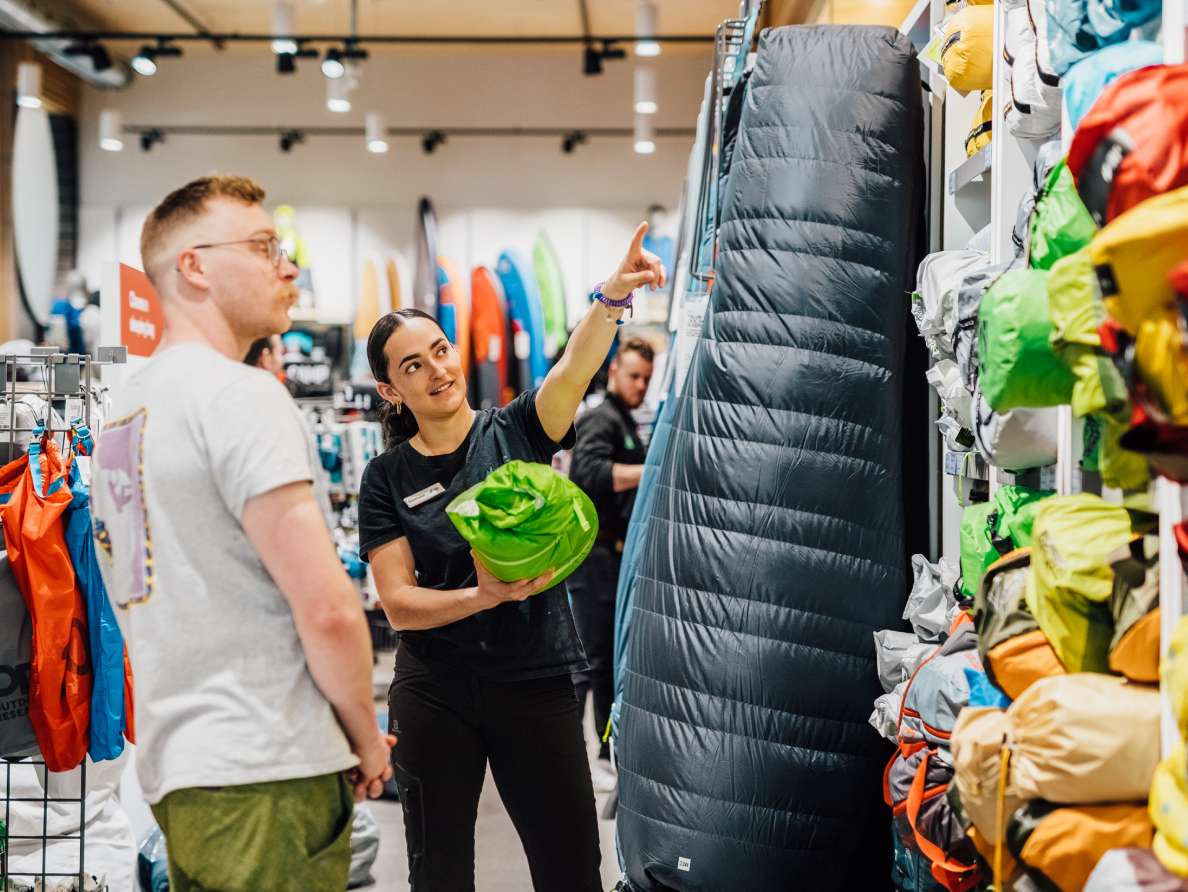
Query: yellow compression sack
xmin=1151 ymin=745 xmax=1188 ymax=877
xmin=941 ymin=5 xmax=995 ymax=94
xmin=1134 ymin=305 xmax=1188 ymax=424
xmin=1091 ymin=185 xmax=1188 ymax=334
xmin=966 ymin=90 xmax=993 ymax=156
xmin=1024 ymin=493 xmax=1133 ymax=673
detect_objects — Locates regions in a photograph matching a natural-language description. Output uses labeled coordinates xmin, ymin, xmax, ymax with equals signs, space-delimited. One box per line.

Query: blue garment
xmin=50 ymin=299 xmax=87 ymax=356
xmin=65 ymin=423 xmax=128 ymax=762
xmin=1062 ymin=40 xmax=1164 ymax=127
xmin=964 ymin=667 xmax=1011 ymax=709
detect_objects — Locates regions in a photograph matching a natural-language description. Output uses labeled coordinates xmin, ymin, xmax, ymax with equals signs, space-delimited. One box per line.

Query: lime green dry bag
xmin=446 ymin=460 xmax=598 ymax=586
xmin=958 ymin=484 xmax=1052 ymax=599
xmin=1028 ymin=160 xmax=1098 ymax=271
xmin=977 ymin=268 xmax=1076 ymax=411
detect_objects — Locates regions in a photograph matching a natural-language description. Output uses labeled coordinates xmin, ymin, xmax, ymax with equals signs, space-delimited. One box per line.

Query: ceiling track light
xmin=421 ymin=130 xmax=446 ymax=155
xmin=326 ymin=75 xmax=352 ymax=112
xmin=16 ymin=61 xmax=41 ymax=109
xmin=634 ymin=65 xmax=658 ymax=114
xmin=561 ymin=130 xmax=588 ymax=154
xmin=365 ymin=111 xmax=389 ymax=154
xmin=321 ymin=47 xmax=345 ymax=79
xmin=132 ymin=38 xmax=183 ymax=77
xmin=634 ymin=113 xmax=656 ymax=155
xmin=279 ymin=129 xmax=305 ymax=153
xmin=272 ymin=1 xmax=297 ymax=55
xmin=276 ymin=40 xmax=317 ymax=75
xmin=635 ymin=0 xmax=661 ymax=57
xmin=99 ymin=109 xmax=123 ymax=152
xmin=582 ymin=40 xmax=625 ymax=76
xmin=139 ymin=128 xmax=165 ymax=152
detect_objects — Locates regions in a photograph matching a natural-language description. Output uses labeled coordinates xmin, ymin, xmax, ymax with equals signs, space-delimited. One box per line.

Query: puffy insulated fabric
xmin=1085 ymin=847 xmax=1188 ymax=892
xmin=942 ymin=6 xmax=995 ymax=94
xmin=977 ymin=269 xmax=1076 ymax=411
xmin=1069 ymin=66 xmax=1188 ymax=226
xmin=1009 ymin=801 xmax=1155 ymax=892
xmin=615 ymin=25 xmax=923 ymax=890
xmin=1062 ymin=40 xmax=1165 ymax=128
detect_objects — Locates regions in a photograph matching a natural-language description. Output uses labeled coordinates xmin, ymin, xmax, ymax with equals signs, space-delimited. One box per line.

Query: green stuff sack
xmin=1024 ymin=493 xmax=1133 ymax=673
xmin=1028 ymin=160 xmax=1099 ymax=271
xmin=1047 ymin=248 xmax=1129 ymax=418
xmin=446 ymin=460 xmax=597 ymax=586
xmin=978 ymin=269 xmax=1077 ymax=411
xmin=959 ymin=485 xmax=1052 ymax=598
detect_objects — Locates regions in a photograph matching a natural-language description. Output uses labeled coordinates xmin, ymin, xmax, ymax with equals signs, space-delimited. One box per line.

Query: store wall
xmin=76 ymin=49 xmax=708 ymax=323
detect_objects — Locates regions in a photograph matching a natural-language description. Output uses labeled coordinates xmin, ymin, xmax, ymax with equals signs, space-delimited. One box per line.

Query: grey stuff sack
xmin=0 ymin=551 xmax=37 ymax=759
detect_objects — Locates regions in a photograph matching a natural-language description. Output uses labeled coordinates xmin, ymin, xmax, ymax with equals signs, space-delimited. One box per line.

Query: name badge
xmin=403 ymin=482 xmax=446 ymax=508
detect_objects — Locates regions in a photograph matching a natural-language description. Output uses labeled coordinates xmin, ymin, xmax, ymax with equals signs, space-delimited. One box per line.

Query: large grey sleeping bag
xmin=616 ymin=25 xmax=924 ymax=891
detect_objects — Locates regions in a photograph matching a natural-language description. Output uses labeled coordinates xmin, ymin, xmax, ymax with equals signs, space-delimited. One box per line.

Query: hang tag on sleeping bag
xmin=404 ymin=482 xmax=446 ymax=508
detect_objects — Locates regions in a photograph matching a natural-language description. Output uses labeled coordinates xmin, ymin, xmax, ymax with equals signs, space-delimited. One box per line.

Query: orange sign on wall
xmin=119 ymin=264 xmax=164 ymax=357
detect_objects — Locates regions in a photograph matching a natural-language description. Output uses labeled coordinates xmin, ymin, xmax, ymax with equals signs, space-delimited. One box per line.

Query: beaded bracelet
xmin=591 ymin=281 xmax=634 ymax=325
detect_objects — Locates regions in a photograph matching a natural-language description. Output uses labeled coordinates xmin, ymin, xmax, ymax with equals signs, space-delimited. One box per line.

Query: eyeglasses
xmin=190 ymin=235 xmax=291 ymax=268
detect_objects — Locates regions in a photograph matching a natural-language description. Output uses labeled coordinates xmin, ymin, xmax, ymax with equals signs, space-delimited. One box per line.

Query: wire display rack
xmin=1 ymin=757 xmax=88 ymax=890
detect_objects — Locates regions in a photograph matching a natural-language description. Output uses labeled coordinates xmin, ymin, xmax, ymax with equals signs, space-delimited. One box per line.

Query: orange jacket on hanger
xmin=2 ymin=433 xmax=91 ymax=772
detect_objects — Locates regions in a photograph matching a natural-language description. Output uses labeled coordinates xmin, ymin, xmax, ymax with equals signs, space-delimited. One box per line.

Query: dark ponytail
xmin=367 ymin=309 xmax=446 ymax=448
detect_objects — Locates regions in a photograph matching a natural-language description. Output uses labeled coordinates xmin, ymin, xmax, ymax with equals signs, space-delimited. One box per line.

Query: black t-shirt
xmin=358 ymin=390 xmax=587 ymax=680
xmin=569 ymin=393 xmax=649 ymax=544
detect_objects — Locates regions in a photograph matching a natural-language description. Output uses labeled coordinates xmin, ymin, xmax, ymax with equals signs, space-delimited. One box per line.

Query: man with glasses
xmin=91 ymin=175 xmax=393 ymax=892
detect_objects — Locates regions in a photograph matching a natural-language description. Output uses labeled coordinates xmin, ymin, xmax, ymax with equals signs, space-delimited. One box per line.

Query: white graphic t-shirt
xmin=92 ymin=342 xmax=355 ymax=804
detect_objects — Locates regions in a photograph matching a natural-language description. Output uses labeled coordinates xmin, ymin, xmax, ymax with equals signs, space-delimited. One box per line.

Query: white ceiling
xmin=59 ymin=0 xmax=737 ymax=49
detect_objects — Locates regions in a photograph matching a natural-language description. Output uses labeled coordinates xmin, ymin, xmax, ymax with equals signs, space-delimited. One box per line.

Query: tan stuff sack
xmin=1109 ymin=536 xmax=1161 ymax=683
xmin=1008 ymin=673 xmax=1160 ymax=803
xmin=951 ymin=707 xmax=1026 ymax=846
xmin=1009 ymin=801 xmax=1154 ymax=892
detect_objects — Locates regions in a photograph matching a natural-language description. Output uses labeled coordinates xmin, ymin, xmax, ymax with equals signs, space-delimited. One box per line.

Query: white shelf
xmin=948 ymin=145 xmax=992 ymax=194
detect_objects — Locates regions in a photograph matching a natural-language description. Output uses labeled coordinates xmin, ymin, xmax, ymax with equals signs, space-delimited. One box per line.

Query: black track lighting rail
xmin=121 ymin=124 xmax=696 ymax=138
xmin=0 ymin=30 xmax=713 ymax=47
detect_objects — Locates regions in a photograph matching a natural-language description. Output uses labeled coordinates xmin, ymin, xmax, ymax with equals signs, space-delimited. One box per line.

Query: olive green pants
xmin=150 ymin=772 xmax=353 ymax=892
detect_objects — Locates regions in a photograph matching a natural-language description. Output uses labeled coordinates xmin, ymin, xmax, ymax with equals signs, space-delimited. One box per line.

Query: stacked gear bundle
xmin=1150 ymin=618 xmax=1188 ymax=881
xmin=445 ymin=460 xmax=598 ymax=587
xmin=1044 ymin=0 xmax=1162 ymax=77
xmin=944 ymin=493 xmax=1172 ymax=891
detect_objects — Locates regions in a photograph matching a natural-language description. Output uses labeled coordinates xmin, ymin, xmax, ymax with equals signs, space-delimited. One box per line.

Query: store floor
xmin=367 ymin=653 xmax=621 ymax=891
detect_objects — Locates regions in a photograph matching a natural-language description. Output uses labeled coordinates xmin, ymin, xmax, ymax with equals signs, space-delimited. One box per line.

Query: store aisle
xmin=368 ymin=654 xmax=620 ymax=891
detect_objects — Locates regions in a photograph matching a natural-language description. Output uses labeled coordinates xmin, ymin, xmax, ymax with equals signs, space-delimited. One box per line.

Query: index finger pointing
xmin=628 ymin=221 xmax=649 ymax=258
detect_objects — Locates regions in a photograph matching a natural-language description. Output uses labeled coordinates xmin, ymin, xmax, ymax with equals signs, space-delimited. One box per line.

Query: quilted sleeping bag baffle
xmin=616 ymin=25 xmax=924 ymax=891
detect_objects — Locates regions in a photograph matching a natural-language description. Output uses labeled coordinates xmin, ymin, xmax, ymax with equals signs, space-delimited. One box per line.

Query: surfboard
xmin=495 ymin=251 xmax=548 ymax=390
xmin=385 ymin=257 xmax=402 ymax=312
xmin=351 ymin=260 xmax=381 ymax=380
xmin=532 ymin=232 xmax=569 ymax=359
xmin=413 ymin=197 xmax=440 ymax=314
xmin=470 ymin=266 xmax=509 ymax=408
xmin=437 ymin=257 xmax=470 ymax=377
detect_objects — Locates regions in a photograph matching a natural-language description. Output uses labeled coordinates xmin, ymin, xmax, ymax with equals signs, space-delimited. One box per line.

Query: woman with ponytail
xmin=356 ymin=224 xmax=664 ymax=891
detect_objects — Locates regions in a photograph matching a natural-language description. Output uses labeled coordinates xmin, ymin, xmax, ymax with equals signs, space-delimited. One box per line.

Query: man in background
xmin=244 ymin=333 xmax=285 ymax=378
xmin=91 ymin=175 xmax=392 ymax=892
xmin=568 ymin=337 xmax=655 ymax=792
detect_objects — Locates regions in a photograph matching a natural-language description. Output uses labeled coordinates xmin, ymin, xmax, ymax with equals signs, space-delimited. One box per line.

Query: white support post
xmin=1161 ymin=0 xmax=1188 ymax=760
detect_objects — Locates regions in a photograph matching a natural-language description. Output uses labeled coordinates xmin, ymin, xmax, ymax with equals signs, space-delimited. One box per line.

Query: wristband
xmin=591 ymin=281 xmax=634 ymax=325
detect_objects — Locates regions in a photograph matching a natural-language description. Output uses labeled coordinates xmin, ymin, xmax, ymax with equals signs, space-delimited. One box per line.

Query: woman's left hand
xmin=603 ymin=222 xmax=667 ymax=303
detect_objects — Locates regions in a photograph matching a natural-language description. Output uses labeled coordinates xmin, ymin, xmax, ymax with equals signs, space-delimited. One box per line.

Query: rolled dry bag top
xmin=446 ymin=459 xmax=598 ymax=587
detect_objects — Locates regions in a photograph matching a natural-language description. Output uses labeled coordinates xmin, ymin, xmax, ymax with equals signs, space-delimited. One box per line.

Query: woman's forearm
xmin=379 ymin=583 xmax=489 ymax=631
